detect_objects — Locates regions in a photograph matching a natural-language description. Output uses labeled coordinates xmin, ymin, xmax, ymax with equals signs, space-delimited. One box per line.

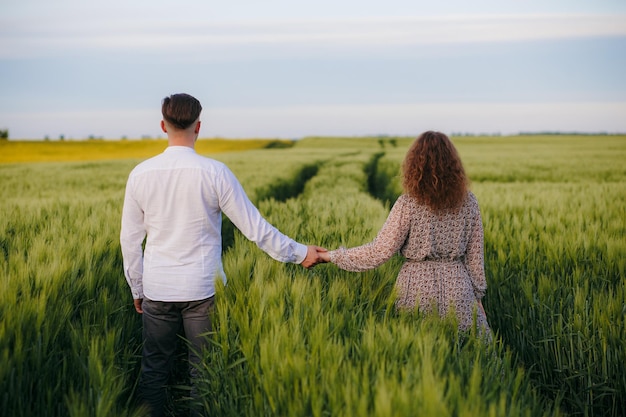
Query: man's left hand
xmin=301 ymin=245 xmax=328 ymax=269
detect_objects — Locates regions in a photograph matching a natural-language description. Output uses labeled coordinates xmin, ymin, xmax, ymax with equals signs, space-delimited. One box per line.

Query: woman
xmin=320 ymin=131 xmax=491 ymax=337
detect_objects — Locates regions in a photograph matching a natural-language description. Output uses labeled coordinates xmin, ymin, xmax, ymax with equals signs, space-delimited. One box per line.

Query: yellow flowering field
xmin=0 ymin=138 xmax=292 ymax=163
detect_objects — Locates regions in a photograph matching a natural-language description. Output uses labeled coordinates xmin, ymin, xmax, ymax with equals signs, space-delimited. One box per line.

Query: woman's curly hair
xmin=402 ymin=131 xmax=468 ymax=211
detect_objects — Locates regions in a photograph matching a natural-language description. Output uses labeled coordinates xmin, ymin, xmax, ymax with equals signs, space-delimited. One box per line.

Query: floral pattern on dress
xmin=330 ymin=192 xmax=491 ymax=336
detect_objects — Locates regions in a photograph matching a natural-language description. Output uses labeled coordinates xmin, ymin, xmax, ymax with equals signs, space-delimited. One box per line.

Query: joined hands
xmin=301 ymin=245 xmax=331 ymax=268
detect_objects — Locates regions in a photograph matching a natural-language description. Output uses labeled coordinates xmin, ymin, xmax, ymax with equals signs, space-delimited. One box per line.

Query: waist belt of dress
xmin=411 ymin=257 xmax=463 ymax=264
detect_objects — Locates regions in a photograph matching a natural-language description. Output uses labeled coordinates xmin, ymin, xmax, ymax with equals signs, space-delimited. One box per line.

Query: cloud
xmin=2 ymin=14 xmax=625 ymax=59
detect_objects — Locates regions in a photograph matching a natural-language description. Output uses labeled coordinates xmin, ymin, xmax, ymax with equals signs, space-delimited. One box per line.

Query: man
xmin=120 ymin=93 xmax=325 ymax=417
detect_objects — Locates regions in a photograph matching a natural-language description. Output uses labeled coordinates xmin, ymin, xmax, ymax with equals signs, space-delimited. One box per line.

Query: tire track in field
xmin=221 ymin=163 xmax=321 ymax=252
xmin=363 ymin=152 xmax=401 ymax=207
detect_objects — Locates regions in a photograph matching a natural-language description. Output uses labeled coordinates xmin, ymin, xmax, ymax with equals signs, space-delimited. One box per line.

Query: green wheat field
xmin=1 ymin=135 xmax=624 ymax=417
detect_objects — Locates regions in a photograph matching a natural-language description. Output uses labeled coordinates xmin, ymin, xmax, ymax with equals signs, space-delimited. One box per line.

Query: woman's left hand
xmin=477 ymin=300 xmax=486 ymax=316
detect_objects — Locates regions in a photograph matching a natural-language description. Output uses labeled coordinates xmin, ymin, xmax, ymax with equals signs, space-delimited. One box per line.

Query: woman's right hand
xmin=319 ymin=250 xmax=331 ymax=263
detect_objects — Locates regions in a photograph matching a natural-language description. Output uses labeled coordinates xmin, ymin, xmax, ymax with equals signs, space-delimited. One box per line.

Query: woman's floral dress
xmin=330 ymin=192 xmax=491 ymax=336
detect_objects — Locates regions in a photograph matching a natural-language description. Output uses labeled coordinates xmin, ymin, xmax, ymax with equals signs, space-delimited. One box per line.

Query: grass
xmin=1 ymin=134 xmax=624 ymax=416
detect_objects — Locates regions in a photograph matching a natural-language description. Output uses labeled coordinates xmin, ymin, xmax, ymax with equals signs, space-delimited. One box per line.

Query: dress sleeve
xmin=465 ymin=195 xmax=487 ymax=299
xmin=329 ymin=196 xmax=410 ymax=272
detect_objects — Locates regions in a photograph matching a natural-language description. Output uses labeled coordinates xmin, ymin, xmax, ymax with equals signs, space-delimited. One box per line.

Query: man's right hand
xmin=134 ymin=298 xmax=143 ymax=314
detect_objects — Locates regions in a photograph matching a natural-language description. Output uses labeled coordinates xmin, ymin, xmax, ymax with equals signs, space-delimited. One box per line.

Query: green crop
xmin=1 ymin=135 xmax=624 ymax=416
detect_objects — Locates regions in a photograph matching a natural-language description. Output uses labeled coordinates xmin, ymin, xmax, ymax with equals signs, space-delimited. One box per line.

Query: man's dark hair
xmin=162 ymin=93 xmax=202 ymax=130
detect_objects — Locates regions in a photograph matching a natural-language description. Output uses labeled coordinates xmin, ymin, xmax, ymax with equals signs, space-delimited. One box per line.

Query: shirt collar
xmin=164 ymin=146 xmax=196 ymax=154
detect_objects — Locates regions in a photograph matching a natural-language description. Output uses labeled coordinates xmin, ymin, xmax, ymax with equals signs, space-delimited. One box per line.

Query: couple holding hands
xmin=120 ymin=93 xmax=491 ymax=417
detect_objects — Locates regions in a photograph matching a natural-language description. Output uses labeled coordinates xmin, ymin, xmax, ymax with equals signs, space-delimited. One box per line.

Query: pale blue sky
xmin=1 ymin=0 xmax=625 ymax=139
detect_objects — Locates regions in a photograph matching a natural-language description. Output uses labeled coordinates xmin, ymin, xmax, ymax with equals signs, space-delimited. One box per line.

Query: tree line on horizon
xmin=1 ymin=130 xmax=625 ymax=142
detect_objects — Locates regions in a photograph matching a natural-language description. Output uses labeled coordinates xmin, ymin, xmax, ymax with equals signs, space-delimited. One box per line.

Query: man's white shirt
xmin=120 ymin=146 xmax=307 ymax=302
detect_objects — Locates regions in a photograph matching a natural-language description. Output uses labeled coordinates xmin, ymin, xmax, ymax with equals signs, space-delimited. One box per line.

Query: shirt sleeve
xmin=329 ymin=195 xmax=410 ymax=271
xmin=120 ymin=175 xmax=146 ymax=299
xmin=215 ymin=165 xmax=308 ymax=264
xmin=464 ymin=195 xmax=487 ymax=299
